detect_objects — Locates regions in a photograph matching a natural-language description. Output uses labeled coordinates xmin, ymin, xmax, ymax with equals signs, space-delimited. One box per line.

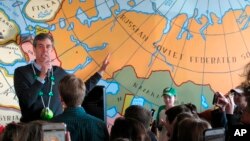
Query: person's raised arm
xmin=98 ymin=53 xmax=110 ymax=76
xmin=85 ymin=54 xmax=110 ymax=94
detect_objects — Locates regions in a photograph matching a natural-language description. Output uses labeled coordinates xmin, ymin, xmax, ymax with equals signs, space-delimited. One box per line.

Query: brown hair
xmin=59 ymin=74 xmax=86 ymax=107
xmin=33 ymin=33 xmax=54 ymax=47
xmin=177 ymin=118 xmax=211 ymax=141
xmin=2 ymin=122 xmax=24 ymax=141
xmin=110 ymin=117 xmax=150 ymax=141
xmin=15 ymin=120 xmax=47 ymax=141
xmin=124 ymin=105 xmax=152 ymax=128
xmin=171 ymin=112 xmax=197 ymax=141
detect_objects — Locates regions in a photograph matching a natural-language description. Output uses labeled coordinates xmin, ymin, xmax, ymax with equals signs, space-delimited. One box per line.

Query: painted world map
xmin=1 ymin=0 xmax=250 ymax=127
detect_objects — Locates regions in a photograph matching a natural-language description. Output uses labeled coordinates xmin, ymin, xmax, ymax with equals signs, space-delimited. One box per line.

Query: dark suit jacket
xmin=14 ymin=64 xmax=101 ymax=122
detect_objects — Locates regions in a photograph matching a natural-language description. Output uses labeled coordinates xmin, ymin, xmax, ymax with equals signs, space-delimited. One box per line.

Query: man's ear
xmin=60 ymin=95 xmax=66 ymax=109
xmin=32 ymin=47 xmax=36 ymax=56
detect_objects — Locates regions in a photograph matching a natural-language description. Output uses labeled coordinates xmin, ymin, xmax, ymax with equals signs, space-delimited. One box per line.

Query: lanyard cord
xmin=31 ymin=63 xmax=54 ymax=108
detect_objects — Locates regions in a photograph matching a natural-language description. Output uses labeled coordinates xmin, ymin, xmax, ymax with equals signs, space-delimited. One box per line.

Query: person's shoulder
xmin=85 ymin=114 xmax=105 ymax=125
xmin=52 ymin=65 xmax=63 ymax=71
xmin=52 ymin=66 xmax=67 ymax=76
xmin=52 ymin=113 xmax=67 ymax=123
xmin=16 ymin=63 xmax=30 ymax=69
xmin=14 ymin=64 xmax=31 ymax=73
xmin=85 ymin=114 xmax=102 ymax=121
xmin=52 ymin=66 xmax=66 ymax=72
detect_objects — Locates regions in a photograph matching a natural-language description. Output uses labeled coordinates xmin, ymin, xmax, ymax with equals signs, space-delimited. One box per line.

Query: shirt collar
xmin=33 ymin=60 xmax=42 ymax=71
xmin=64 ymin=106 xmax=86 ymax=114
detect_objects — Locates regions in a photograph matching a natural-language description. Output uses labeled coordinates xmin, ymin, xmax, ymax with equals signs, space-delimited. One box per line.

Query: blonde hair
xmin=59 ymin=74 xmax=86 ymax=107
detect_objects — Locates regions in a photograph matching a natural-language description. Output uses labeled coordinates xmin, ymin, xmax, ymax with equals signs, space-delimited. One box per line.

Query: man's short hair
xmin=59 ymin=74 xmax=86 ymax=107
xmin=33 ymin=33 xmax=54 ymax=47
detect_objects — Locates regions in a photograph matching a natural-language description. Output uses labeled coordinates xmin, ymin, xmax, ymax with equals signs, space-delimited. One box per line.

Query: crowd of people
xmin=1 ymin=33 xmax=250 ymax=141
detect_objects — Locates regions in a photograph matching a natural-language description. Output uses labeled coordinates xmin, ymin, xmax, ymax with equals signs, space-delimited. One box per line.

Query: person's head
xmin=33 ymin=33 xmax=54 ymax=64
xmin=1 ymin=122 xmax=24 ymax=141
xmin=162 ymin=87 xmax=176 ymax=108
xmin=185 ymin=103 xmax=198 ymax=115
xmin=171 ymin=112 xmax=196 ymax=141
xmin=165 ymin=105 xmax=191 ymax=139
xmin=15 ymin=120 xmax=47 ymax=141
xmin=110 ymin=117 xmax=150 ymax=141
xmin=165 ymin=105 xmax=191 ymax=125
xmin=177 ymin=118 xmax=211 ymax=141
xmin=230 ymin=86 xmax=247 ymax=109
xmin=59 ymin=74 xmax=86 ymax=107
xmin=124 ymin=105 xmax=152 ymax=129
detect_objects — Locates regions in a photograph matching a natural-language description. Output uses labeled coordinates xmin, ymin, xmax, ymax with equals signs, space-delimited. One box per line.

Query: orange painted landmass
xmin=47 ymin=2 xmax=250 ymax=93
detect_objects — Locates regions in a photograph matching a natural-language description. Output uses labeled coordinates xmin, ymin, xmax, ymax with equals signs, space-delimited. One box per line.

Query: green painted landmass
xmin=107 ymin=66 xmax=215 ymax=116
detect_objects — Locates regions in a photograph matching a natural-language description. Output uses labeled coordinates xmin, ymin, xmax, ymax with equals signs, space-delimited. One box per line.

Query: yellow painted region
xmin=35 ymin=26 xmax=49 ymax=35
xmin=0 ymin=104 xmax=20 ymax=110
xmin=121 ymin=94 xmax=134 ymax=115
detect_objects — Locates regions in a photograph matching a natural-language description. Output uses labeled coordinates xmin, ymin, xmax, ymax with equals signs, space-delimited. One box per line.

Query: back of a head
xmin=59 ymin=74 xmax=86 ymax=107
xmin=171 ymin=112 xmax=197 ymax=141
xmin=2 ymin=122 xmax=23 ymax=141
xmin=177 ymin=118 xmax=211 ymax=141
xmin=124 ymin=105 xmax=152 ymax=128
xmin=15 ymin=120 xmax=47 ymax=141
xmin=185 ymin=103 xmax=198 ymax=114
xmin=165 ymin=104 xmax=191 ymax=124
xmin=110 ymin=117 xmax=130 ymax=140
xmin=110 ymin=117 xmax=150 ymax=141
